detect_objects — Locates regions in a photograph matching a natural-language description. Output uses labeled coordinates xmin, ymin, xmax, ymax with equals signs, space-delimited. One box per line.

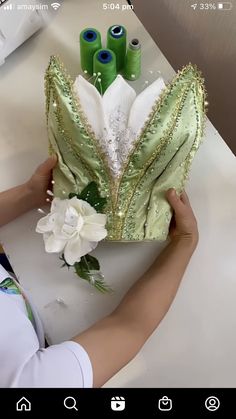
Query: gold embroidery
xmin=115 ymin=81 xmax=200 ymax=239
xmin=45 ymin=57 xmax=113 ymax=225
xmin=44 ymin=56 xmax=206 ymax=240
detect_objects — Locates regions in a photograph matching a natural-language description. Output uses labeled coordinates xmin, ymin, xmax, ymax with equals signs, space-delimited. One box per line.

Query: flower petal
xmin=60 ymin=224 xmax=77 ymax=239
xmin=36 ymin=215 xmax=53 ymax=233
xmin=80 ymin=224 xmax=107 ymax=242
xmin=64 ymin=206 xmax=79 ymax=227
xmin=73 ymin=75 xmax=105 ymax=141
xmin=70 ymin=197 xmax=96 ymax=216
xmin=43 ymin=233 xmax=66 ymax=253
xmin=64 ymin=234 xmax=97 ymax=265
xmin=84 ymin=213 xmax=107 ymax=226
xmin=51 ymin=197 xmax=67 ymax=213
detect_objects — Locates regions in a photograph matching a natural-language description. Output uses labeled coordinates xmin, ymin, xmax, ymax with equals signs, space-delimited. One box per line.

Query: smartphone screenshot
xmin=0 ymin=0 xmax=235 ymax=417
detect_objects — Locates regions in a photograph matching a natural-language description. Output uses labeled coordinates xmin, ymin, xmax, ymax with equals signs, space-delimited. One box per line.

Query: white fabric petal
xmin=70 ymin=197 xmax=96 ymax=217
xmin=80 ymin=224 xmax=107 ymax=242
xmin=36 ymin=214 xmax=55 ymax=233
xmin=84 ymin=213 xmax=107 ymax=226
xmin=51 ymin=197 xmax=67 ymax=214
xmin=64 ymin=206 xmax=79 ymax=226
xmin=64 ymin=234 xmax=97 ymax=265
xmin=74 ymin=74 xmax=166 ymax=178
xmin=60 ymin=224 xmax=77 ymax=239
xmin=128 ymin=77 xmax=166 ymax=138
xmin=73 ymin=75 xmax=106 ymax=140
xmin=103 ymin=74 xmax=136 ymax=132
xmin=43 ymin=233 xmax=66 ymax=253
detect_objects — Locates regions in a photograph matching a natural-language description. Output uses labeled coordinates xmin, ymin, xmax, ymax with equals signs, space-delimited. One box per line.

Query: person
xmin=0 ymin=156 xmax=198 ymax=388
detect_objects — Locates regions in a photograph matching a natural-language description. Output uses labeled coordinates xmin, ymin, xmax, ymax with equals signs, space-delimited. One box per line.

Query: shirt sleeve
xmin=0 ymin=293 xmax=93 ymax=388
xmin=15 ymin=341 xmax=93 ymax=388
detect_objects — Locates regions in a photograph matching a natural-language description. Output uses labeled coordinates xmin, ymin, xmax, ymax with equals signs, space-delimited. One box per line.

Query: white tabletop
xmin=0 ymin=0 xmax=236 ymax=388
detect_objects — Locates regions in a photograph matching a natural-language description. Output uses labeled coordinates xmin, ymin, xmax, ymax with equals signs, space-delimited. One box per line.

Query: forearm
xmin=73 ymin=190 xmax=199 ymax=387
xmin=0 ymin=183 xmax=37 ymax=227
xmin=112 ymin=237 xmax=197 ymax=340
xmin=75 ymin=237 xmax=197 ymax=387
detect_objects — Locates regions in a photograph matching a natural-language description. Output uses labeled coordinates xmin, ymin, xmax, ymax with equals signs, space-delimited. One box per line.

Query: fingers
xmin=35 ymin=155 xmax=57 ymax=176
xmin=180 ymin=191 xmax=190 ymax=206
xmin=166 ymin=189 xmax=198 ymax=244
xmin=166 ymin=188 xmax=195 ymax=222
xmin=166 ymin=188 xmax=185 ymax=214
xmin=166 ymin=188 xmax=192 ymax=209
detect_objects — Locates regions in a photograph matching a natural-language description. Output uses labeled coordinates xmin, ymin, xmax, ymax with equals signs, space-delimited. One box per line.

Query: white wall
xmin=132 ymin=0 xmax=236 ymax=154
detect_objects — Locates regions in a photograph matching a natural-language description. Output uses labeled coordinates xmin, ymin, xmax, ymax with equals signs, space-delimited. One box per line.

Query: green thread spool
xmin=80 ymin=28 xmax=102 ymax=76
xmin=107 ymin=25 xmax=127 ymax=71
xmin=93 ymin=49 xmax=117 ymax=94
xmin=124 ymin=38 xmax=141 ymax=81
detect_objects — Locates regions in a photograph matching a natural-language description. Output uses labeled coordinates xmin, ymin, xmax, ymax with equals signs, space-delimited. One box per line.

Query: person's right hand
xmin=166 ymin=188 xmax=199 ymax=247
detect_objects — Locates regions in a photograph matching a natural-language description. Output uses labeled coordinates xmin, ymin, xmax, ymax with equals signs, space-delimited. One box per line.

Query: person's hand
xmin=166 ymin=188 xmax=199 ymax=248
xmin=25 ymin=155 xmax=57 ymax=208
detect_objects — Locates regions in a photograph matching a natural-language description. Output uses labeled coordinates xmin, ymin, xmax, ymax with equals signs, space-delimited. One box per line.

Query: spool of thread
xmin=107 ymin=25 xmax=127 ymax=71
xmin=93 ymin=49 xmax=117 ymax=94
xmin=80 ymin=28 xmax=102 ymax=76
xmin=124 ymin=38 xmax=141 ymax=81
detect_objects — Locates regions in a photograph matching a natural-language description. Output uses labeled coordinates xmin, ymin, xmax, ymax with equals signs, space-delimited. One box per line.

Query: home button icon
xmin=16 ymin=397 xmax=31 ymax=412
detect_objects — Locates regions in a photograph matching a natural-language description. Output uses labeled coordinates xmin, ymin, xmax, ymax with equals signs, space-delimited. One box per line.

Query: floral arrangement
xmin=36 ymin=182 xmax=112 ymax=292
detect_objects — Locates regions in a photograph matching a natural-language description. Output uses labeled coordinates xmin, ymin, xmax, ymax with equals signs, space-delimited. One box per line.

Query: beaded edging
xmin=44 ymin=56 xmax=207 ymax=240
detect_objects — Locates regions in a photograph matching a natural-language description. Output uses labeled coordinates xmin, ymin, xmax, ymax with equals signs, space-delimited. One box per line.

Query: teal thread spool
xmin=93 ymin=49 xmax=117 ymax=94
xmin=80 ymin=28 xmax=102 ymax=76
xmin=107 ymin=25 xmax=127 ymax=71
xmin=124 ymin=38 xmax=141 ymax=81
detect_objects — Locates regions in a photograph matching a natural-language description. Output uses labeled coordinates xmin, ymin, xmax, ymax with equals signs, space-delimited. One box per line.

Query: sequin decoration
xmin=44 ymin=56 xmax=206 ymax=242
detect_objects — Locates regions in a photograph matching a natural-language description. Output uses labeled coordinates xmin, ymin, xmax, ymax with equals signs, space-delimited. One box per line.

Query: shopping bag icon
xmin=158 ymin=396 xmax=172 ymax=411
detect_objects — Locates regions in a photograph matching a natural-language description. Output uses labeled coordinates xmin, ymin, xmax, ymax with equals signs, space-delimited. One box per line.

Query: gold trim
xmin=45 ymin=56 xmax=115 ymax=212
xmin=118 ymin=81 xmax=195 ymax=238
xmin=45 ymin=56 xmax=207 ymax=240
xmin=179 ymin=80 xmax=207 ymax=193
xmin=116 ymin=63 xmax=205 ymax=194
xmin=44 ymin=56 xmax=113 ymax=223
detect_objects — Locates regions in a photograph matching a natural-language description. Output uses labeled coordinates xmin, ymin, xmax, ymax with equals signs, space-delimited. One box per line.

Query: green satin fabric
xmin=45 ymin=56 xmax=206 ymax=241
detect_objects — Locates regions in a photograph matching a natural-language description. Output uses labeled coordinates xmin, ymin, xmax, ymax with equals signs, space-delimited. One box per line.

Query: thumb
xmin=166 ymin=188 xmax=185 ymax=214
xmin=35 ymin=155 xmax=57 ymax=176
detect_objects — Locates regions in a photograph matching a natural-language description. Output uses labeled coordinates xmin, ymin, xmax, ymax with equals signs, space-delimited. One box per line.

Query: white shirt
xmin=0 ymin=264 xmax=93 ymax=388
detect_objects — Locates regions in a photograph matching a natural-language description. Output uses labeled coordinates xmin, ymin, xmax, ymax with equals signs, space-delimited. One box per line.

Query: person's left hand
xmin=26 ymin=155 xmax=57 ymax=208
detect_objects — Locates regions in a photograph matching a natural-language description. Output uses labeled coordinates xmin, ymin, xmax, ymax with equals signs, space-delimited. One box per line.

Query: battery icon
xmin=218 ymin=2 xmax=232 ymax=10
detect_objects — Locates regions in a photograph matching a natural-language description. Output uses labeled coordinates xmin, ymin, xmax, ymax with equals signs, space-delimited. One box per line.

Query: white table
xmin=1 ymin=0 xmax=236 ymax=388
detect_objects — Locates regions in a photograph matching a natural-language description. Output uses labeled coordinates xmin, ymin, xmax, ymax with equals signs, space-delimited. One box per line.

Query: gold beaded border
xmin=44 ymin=56 xmax=113 ymax=220
xmin=178 ymin=79 xmax=207 ymax=194
xmin=118 ymin=65 xmax=207 ymax=239
xmin=114 ymin=64 xmax=206 ymax=202
xmin=44 ymin=57 xmax=207 ymax=240
xmin=116 ymin=81 xmax=195 ymax=239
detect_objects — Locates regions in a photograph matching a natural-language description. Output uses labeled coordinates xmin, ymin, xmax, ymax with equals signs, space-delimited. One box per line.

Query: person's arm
xmin=0 ymin=156 xmax=57 ymax=227
xmin=73 ymin=189 xmax=199 ymax=387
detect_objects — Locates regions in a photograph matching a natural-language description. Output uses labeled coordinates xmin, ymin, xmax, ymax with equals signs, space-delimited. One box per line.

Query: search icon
xmin=64 ymin=396 xmax=78 ymax=411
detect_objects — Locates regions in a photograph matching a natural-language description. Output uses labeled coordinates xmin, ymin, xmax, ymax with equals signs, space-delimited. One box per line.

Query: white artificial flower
xmin=36 ymin=197 xmax=107 ymax=265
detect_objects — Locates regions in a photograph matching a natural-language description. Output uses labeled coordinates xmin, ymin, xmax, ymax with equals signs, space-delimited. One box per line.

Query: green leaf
xmin=74 ymin=255 xmax=100 ymax=280
xmin=68 ymin=182 xmax=107 ymax=212
xmin=79 ymin=182 xmax=107 ymax=212
xmin=74 ymin=254 xmax=112 ymax=293
xmin=74 ymin=260 xmax=91 ymax=281
xmin=81 ymin=255 xmax=100 ymax=271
